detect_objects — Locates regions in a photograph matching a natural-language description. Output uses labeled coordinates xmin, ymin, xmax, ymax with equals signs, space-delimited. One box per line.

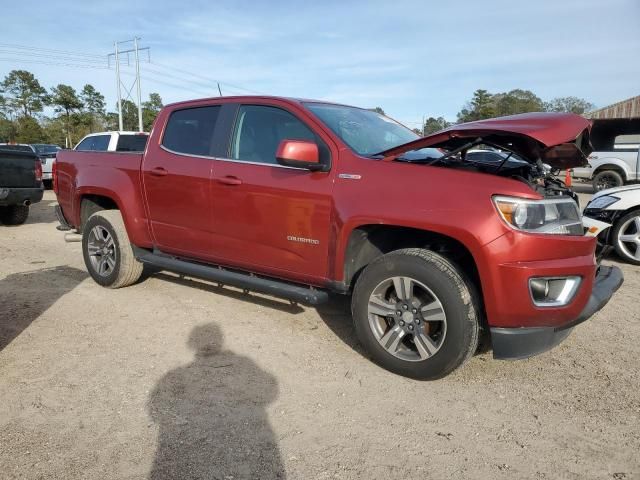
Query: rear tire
xmin=0 ymin=205 xmax=29 ymax=225
xmin=593 ymin=170 xmax=623 ymax=191
xmin=82 ymin=210 xmax=143 ymax=288
xmin=612 ymin=209 xmax=640 ymax=265
xmin=351 ymin=248 xmax=479 ymax=380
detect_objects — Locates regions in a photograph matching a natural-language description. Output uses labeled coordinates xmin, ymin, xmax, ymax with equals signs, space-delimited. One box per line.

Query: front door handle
xmin=150 ymin=167 xmax=168 ymax=177
xmin=216 ymin=176 xmax=243 ymax=186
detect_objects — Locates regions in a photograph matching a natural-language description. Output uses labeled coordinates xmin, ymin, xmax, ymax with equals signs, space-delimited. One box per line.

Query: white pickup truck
xmin=572 ymin=120 xmax=640 ymax=191
xmin=74 ymin=131 xmax=149 ymax=152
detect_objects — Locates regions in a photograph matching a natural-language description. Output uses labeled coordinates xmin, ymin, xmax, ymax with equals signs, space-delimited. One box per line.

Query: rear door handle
xmin=216 ymin=176 xmax=243 ymax=186
xmin=150 ymin=167 xmax=168 ymax=177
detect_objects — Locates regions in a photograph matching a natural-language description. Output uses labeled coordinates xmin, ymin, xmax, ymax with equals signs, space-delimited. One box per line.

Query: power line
xmin=0 ymin=42 xmax=261 ymax=96
xmin=0 ymin=49 xmax=107 ymax=65
xmin=149 ymin=60 xmax=259 ymax=94
xmin=0 ymin=57 xmax=110 ymax=69
xmin=0 ymin=43 xmax=104 ymax=59
xmin=118 ymin=68 xmax=216 ymax=98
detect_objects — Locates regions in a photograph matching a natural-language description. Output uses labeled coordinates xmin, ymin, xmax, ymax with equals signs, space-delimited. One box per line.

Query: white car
xmin=74 ymin=131 xmax=149 ymax=152
xmin=583 ymin=184 xmax=640 ymax=264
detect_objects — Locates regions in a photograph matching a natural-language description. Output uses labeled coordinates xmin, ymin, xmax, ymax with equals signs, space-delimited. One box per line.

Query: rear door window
xmin=116 ymin=134 xmax=148 ymax=152
xmin=162 ymin=106 xmax=221 ymax=156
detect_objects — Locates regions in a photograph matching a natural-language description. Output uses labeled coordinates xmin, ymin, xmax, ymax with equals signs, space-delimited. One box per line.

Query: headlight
xmin=585 ymin=195 xmax=619 ymax=211
xmin=493 ymin=196 xmax=583 ymax=235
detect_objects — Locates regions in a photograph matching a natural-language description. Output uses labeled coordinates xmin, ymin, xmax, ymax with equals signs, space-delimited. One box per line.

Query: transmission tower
xmin=108 ymin=38 xmax=150 ymax=132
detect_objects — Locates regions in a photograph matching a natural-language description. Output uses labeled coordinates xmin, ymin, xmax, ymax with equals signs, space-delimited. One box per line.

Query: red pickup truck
xmin=54 ymin=96 xmax=623 ymax=379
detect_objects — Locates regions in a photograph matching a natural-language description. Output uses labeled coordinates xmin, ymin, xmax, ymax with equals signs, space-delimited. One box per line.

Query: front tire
xmin=82 ymin=210 xmax=143 ymax=288
xmin=0 ymin=205 xmax=29 ymax=225
xmin=612 ymin=209 xmax=640 ymax=265
xmin=352 ymin=248 xmax=479 ymax=380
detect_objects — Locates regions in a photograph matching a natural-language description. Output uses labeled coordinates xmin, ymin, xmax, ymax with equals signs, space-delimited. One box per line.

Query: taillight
xmin=52 ymin=160 xmax=58 ymax=193
xmin=35 ymin=159 xmax=43 ymax=183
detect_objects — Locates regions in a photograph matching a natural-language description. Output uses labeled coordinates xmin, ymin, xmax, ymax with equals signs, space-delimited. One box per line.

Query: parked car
xmin=0 ymin=147 xmax=43 ymax=224
xmin=54 ymin=98 xmax=623 ymax=379
xmin=74 ymin=131 xmax=149 ymax=152
xmin=583 ymin=184 xmax=640 ymax=264
xmin=0 ymin=143 xmax=61 ymax=188
xmin=32 ymin=144 xmax=61 ymax=187
xmin=571 ymin=119 xmax=640 ymax=191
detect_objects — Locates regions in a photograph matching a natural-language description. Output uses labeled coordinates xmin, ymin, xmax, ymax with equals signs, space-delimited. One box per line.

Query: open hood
xmin=382 ymin=112 xmax=592 ymax=169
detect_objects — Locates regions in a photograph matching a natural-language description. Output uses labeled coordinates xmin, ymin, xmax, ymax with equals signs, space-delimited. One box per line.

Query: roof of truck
xmin=164 ymin=95 xmax=356 ymax=109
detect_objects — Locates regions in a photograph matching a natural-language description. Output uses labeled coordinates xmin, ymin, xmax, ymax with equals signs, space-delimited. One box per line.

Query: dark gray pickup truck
xmin=0 ymin=148 xmax=44 ymax=225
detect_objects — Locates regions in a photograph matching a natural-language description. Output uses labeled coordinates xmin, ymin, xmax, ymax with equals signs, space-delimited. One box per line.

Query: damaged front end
xmin=379 ymin=112 xmax=592 ymax=201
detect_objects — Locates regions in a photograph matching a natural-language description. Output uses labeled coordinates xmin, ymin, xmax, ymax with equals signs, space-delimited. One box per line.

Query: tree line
xmin=416 ymin=89 xmax=594 ymax=135
xmin=0 ymin=70 xmax=163 ymax=147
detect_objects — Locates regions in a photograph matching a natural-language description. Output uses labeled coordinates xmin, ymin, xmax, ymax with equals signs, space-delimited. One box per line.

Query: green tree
xmin=80 ymin=84 xmax=106 ymax=132
xmin=142 ymin=92 xmax=163 ymax=131
xmin=48 ymin=84 xmax=84 ymax=147
xmin=106 ymin=100 xmax=138 ymax=131
xmin=15 ymin=115 xmax=44 ymax=143
xmin=422 ymin=116 xmax=451 ymax=135
xmin=492 ymin=89 xmax=544 ymax=117
xmin=41 ymin=117 xmax=67 ymax=146
xmin=0 ymin=117 xmax=17 ymax=142
xmin=457 ymin=89 xmax=495 ymax=122
xmin=369 ymin=107 xmax=386 ymax=115
xmin=544 ymin=96 xmax=594 ymax=115
xmin=1 ymin=70 xmax=48 ymax=117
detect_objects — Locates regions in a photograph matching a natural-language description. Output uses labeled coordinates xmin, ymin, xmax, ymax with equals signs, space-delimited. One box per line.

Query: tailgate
xmin=0 ymin=149 xmax=39 ymax=187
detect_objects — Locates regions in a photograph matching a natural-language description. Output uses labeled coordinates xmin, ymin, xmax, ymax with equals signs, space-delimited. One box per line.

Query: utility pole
xmin=108 ymin=38 xmax=150 ymax=132
xmin=114 ymin=42 xmax=123 ymax=131
xmin=134 ymin=37 xmax=143 ymax=132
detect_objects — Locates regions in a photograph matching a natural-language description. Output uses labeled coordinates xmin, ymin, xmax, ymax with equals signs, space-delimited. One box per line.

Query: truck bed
xmin=55 ymin=150 xmax=145 ymax=232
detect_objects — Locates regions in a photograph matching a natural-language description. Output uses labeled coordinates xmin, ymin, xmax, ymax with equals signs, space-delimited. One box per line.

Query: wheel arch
xmin=593 ymin=162 xmax=629 ymax=180
xmin=74 ymin=185 xmax=152 ymax=248
xmin=341 ymin=224 xmax=484 ymax=301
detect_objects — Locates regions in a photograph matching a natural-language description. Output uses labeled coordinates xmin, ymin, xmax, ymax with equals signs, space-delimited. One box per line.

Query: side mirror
xmin=276 ymin=139 xmax=325 ymax=171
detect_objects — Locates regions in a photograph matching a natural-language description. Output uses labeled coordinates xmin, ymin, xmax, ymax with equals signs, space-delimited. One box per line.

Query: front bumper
xmin=0 ymin=186 xmax=44 ymax=206
xmin=491 ymin=265 xmax=623 ymax=359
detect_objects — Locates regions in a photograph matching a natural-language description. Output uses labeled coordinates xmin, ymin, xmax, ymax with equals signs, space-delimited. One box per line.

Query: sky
xmin=1 ymin=0 xmax=639 ymax=127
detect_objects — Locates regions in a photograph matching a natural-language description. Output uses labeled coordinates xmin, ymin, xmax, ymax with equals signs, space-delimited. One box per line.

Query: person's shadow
xmin=148 ymin=323 xmax=285 ymax=480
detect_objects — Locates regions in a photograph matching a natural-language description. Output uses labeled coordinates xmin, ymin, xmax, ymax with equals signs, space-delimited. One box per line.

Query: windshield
xmin=32 ymin=144 xmax=61 ymax=154
xmin=304 ymin=103 xmax=419 ymax=156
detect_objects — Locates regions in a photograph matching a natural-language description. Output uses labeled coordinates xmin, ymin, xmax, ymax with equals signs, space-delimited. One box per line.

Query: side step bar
xmin=133 ymin=248 xmax=329 ymax=306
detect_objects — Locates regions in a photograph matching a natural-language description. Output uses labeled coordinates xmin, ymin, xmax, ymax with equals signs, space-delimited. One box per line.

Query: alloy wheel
xmin=617 ymin=215 xmax=640 ymax=262
xmin=87 ymin=225 xmax=117 ymax=277
xmin=367 ymin=276 xmax=447 ymax=362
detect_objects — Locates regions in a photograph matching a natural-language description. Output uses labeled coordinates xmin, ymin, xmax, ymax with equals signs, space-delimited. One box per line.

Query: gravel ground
xmin=0 ymin=190 xmax=638 ymax=480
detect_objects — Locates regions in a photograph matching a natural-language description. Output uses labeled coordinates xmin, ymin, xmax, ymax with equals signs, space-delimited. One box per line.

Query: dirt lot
xmin=1 ymin=190 xmax=639 ymax=480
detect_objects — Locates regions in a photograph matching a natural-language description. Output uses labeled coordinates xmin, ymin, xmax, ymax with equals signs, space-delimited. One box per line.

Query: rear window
xmin=0 ymin=144 xmax=33 ymax=153
xmin=614 ymin=134 xmax=640 ymax=152
xmin=116 ymin=134 xmax=148 ymax=152
xmin=76 ymin=135 xmax=110 ymax=151
xmin=32 ymin=144 xmax=61 ymax=155
xmin=162 ymin=106 xmax=221 ymax=156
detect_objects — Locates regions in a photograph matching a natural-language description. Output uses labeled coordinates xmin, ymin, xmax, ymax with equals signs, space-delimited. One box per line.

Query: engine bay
xmin=394 ymin=143 xmax=579 ymax=204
